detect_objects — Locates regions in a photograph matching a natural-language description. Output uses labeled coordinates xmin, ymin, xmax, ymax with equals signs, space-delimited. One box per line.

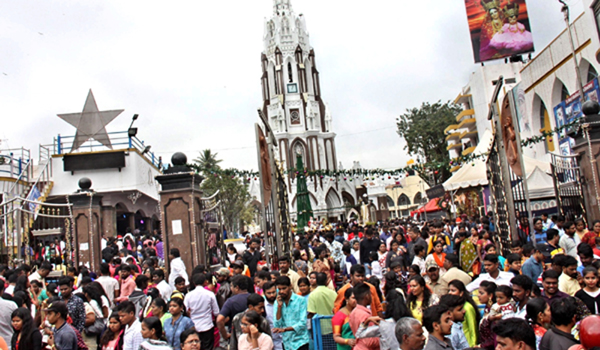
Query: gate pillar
xmin=570 ymin=101 xmax=600 ymax=222
xmin=70 ymin=178 xmax=103 ymax=271
xmin=155 ymin=152 xmax=205 ymax=278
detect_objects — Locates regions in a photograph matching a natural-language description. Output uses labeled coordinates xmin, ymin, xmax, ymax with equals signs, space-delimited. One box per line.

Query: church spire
xmin=273 ymin=0 xmax=293 ymax=15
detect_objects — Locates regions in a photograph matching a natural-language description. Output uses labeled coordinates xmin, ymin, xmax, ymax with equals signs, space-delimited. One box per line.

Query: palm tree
xmin=194 ymin=149 xmax=222 ymax=173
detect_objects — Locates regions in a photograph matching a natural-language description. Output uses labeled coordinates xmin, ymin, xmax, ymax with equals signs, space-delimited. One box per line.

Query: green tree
xmin=396 ymin=101 xmax=462 ymax=184
xmin=192 ymin=150 xmax=253 ymax=237
xmin=194 ymin=149 xmax=222 ymax=173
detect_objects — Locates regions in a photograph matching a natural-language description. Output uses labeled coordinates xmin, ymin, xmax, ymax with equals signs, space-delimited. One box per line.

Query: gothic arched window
xmin=288 ymin=62 xmax=293 ymax=83
xmin=587 ymin=64 xmax=598 ymax=83
xmin=398 ymin=194 xmax=410 ymax=207
xmin=414 ymin=192 xmax=423 ymax=205
xmin=561 ymin=83 xmax=570 ymax=101
xmin=387 ymin=196 xmax=395 ymax=208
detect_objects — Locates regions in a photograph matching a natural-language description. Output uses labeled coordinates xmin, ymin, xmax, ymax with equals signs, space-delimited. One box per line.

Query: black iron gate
xmin=550 ymin=154 xmax=587 ymax=223
xmin=486 ymin=138 xmax=532 ymax=255
xmin=263 ymin=168 xmax=292 ymax=263
xmin=487 ymin=145 xmax=512 ymax=256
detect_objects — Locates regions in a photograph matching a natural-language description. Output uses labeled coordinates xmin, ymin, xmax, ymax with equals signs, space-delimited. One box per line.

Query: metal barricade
xmin=312 ymin=315 xmax=336 ymax=350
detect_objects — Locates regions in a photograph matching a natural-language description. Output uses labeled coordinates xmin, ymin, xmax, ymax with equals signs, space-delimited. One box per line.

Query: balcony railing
xmin=46 ymin=131 xmax=163 ymax=170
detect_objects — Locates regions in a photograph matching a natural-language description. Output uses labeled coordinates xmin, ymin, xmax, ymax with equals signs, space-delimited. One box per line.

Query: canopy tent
xmin=410 ymin=197 xmax=442 ymax=216
xmin=523 ymin=166 xmax=555 ymax=199
xmin=443 ymin=129 xmax=552 ymax=193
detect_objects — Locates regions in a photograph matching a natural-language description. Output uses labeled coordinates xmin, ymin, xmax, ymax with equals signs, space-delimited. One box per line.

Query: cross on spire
xmin=273 ymin=0 xmax=292 ymax=15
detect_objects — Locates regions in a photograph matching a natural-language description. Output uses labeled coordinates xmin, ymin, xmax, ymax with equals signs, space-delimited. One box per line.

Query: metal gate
xmin=486 ymin=138 xmax=533 ymax=255
xmin=486 ymin=145 xmax=513 ymax=256
xmin=201 ymin=190 xmax=226 ymax=268
xmin=0 ymin=196 xmax=74 ymax=266
xmin=262 ymin=168 xmax=292 ymax=263
xmin=550 ymin=154 xmax=587 ymax=222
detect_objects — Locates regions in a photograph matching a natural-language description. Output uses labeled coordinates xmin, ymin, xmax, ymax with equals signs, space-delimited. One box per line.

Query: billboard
xmin=464 ymin=0 xmax=534 ymax=63
xmin=553 ymin=78 xmax=600 ymax=155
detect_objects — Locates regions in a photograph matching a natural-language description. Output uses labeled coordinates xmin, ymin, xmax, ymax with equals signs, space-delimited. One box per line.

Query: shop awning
xmin=410 ymin=198 xmax=443 ymax=216
xmin=443 ymin=129 xmax=552 ymax=191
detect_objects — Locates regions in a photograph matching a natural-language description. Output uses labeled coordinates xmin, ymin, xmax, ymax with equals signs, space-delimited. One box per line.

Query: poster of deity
xmin=464 ymin=0 xmax=535 ymax=63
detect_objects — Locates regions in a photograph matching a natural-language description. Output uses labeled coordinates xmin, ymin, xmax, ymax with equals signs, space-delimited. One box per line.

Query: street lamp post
xmin=559 ymin=0 xmax=585 ymax=98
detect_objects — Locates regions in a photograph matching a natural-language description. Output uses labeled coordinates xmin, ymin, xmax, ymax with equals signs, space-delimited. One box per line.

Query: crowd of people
xmin=1 ymin=214 xmax=600 ymax=350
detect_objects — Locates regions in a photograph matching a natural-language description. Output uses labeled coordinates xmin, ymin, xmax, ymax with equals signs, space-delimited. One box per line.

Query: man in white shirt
xmin=0 ymin=281 xmax=17 ymax=349
xmin=168 ymin=248 xmax=189 ymax=288
xmin=412 ymin=245 xmax=426 ymax=275
xmin=541 ymin=213 xmax=552 ymax=231
xmin=28 ymin=261 xmax=52 ymax=289
xmin=559 ymin=221 xmax=580 ymax=258
xmin=467 ymin=254 xmax=514 ymax=292
xmin=96 ymin=263 xmax=119 ymax=306
xmin=117 ymin=301 xmax=144 ymax=350
xmin=184 ymin=273 xmax=220 ymax=350
xmin=152 ymin=269 xmax=173 ymax=302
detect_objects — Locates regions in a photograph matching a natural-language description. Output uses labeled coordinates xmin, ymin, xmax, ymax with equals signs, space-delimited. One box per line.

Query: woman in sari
xmin=576 ymin=218 xmax=591 ymax=243
xmin=312 ymin=245 xmax=335 ymax=289
xmin=582 ymin=220 xmax=600 ymax=246
xmin=425 ymin=240 xmax=447 ymax=275
xmin=460 ymin=227 xmax=482 ymax=276
xmin=332 ymin=288 xmax=356 ymax=350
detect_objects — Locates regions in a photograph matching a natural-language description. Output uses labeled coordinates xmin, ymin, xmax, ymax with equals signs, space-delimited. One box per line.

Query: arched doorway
xmin=116 ymin=202 xmax=131 ymax=235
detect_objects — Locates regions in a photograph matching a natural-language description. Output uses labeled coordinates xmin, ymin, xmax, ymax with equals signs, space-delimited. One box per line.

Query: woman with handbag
xmin=11 ymin=307 xmax=42 ymax=350
xmin=82 ymin=285 xmax=107 ymax=349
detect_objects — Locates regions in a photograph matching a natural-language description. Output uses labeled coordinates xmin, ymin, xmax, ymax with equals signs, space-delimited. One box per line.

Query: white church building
xmin=254 ymin=0 xmax=360 ymax=221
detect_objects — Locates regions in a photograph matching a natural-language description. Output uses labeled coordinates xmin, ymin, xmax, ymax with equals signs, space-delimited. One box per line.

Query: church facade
xmin=258 ymin=0 xmax=357 ymax=221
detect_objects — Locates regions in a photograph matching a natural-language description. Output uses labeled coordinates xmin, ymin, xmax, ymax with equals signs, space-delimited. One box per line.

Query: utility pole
xmin=559 ymin=0 xmax=585 ymax=99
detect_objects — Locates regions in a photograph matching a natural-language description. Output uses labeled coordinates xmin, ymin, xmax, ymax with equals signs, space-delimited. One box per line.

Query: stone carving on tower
xmin=258 ymin=0 xmax=357 ymax=220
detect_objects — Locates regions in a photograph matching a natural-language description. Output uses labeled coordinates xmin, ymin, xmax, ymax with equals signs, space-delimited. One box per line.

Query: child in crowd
xmin=412 ymin=245 xmax=426 ymax=275
xmin=485 ymin=244 xmax=505 ymax=270
xmin=478 ymin=281 xmax=498 ymax=350
xmin=575 ymin=266 xmax=600 ymax=314
xmin=408 ymin=265 xmax=421 ymax=280
xmin=488 ymin=285 xmax=516 ymax=320
xmin=369 ymin=252 xmax=383 ymax=280
xmin=506 ymin=254 xmax=522 ymax=276
xmin=298 ymin=277 xmax=311 ymax=299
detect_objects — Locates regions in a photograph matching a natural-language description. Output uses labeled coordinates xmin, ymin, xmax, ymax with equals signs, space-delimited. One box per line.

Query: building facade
xmin=258 ymin=0 xmax=357 ymax=220
xmin=446 ymin=62 xmax=523 ymax=171
xmin=385 ymin=174 xmax=429 ymax=218
xmin=519 ymin=0 xmax=600 ymax=159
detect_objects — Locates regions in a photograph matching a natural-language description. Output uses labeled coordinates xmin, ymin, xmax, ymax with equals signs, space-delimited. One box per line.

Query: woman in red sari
xmin=332 ymin=288 xmax=356 ymax=350
xmin=582 ymin=220 xmax=600 ymax=246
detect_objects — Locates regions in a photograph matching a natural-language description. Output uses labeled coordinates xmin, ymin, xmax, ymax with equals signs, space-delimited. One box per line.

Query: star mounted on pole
xmin=57 ymin=89 xmax=124 ymax=152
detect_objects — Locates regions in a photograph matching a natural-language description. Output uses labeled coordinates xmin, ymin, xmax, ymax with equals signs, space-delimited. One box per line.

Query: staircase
xmin=25 ymin=145 xmax=54 ymax=233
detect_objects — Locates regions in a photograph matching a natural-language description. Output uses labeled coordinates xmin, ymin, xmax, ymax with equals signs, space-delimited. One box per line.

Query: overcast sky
xmin=0 ymin=0 xmax=585 ymax=172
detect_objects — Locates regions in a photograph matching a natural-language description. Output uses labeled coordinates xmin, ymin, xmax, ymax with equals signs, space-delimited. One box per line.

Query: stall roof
xmin=443 ymin=130 xmax=552 ymax=191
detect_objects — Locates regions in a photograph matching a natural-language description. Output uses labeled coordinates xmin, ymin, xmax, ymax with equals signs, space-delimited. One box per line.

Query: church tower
xmin=259 ymin=0 xmax=356 ymax=220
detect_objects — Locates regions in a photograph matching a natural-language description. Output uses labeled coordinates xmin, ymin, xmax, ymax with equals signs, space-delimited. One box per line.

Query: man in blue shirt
xmin=521 ymin=247 xmax=544 ymax=283
xmin=440 ymin=294 xmax=469 ymax=350
xmin=531 ymin=217 xmax=547 ymax=245
xmin=46 ymin=301 xmax=78 ymax=350
xmin=577 ymin=243 xmax=594 ymax=276
xmin=273 ymin=276 xmax=309 ymax=350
